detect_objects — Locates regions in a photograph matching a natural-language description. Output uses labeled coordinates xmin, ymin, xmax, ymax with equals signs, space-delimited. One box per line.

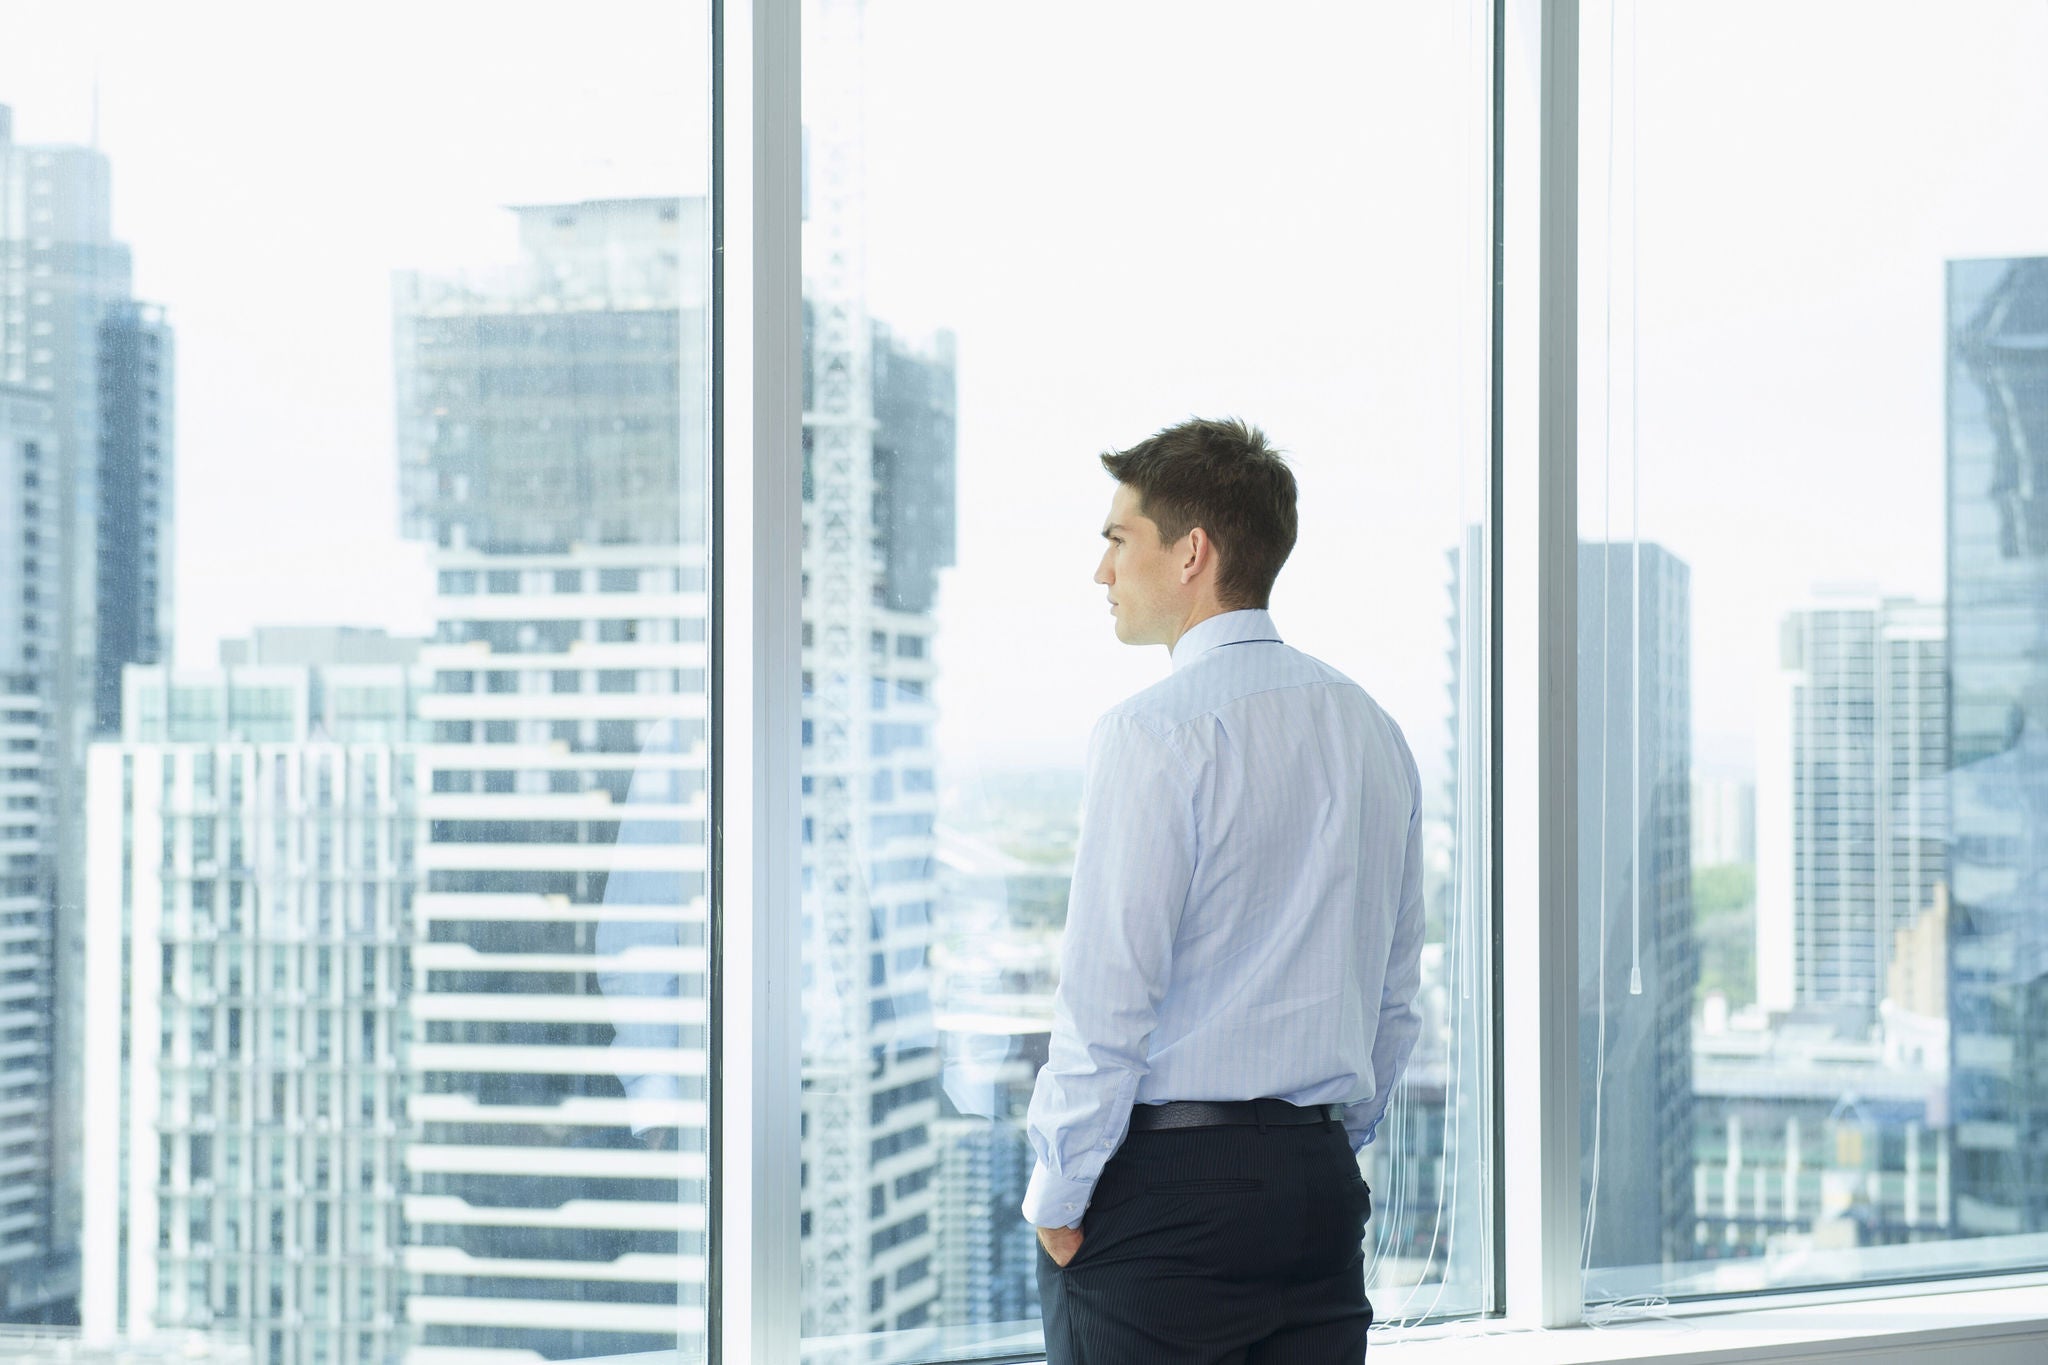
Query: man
xmin=1023 ymin=417 xmax=1426 ymax=1363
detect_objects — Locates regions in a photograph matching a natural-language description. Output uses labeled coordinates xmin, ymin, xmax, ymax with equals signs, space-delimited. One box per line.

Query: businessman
xmin=1023 ymin=417 xmax=1427 ymax=1363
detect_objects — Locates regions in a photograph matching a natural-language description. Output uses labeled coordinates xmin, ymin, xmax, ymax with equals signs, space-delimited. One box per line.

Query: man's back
xmin=1110 ymin=616 xmax=1423 ymax=1121
xmin=1024 ymin=606 xmax=1426 ymax=1223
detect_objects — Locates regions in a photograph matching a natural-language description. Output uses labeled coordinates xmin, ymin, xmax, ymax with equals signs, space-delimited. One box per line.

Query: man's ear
xmin=1181 ymin=528 xmax=1210 ymax=585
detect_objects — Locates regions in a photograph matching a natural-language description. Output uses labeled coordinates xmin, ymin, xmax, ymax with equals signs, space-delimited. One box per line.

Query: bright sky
xmin=4 ymin=0 xmax=2045 ymax=791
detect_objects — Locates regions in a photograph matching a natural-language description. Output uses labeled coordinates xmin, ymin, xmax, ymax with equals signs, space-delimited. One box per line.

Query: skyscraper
xmin=0 ymin=103 xmax=175 ymax=1321
xmin=797 ymin=306 xmax=954 ymax=1342
xmin=393 ymin=198 xmax=713 ymax=1362
xmin=93 ymin=301 xmax=174 ymax=736
xmin=1945 ymin=255 xmax=2048 ymax=1239
xmin=797 ymin=3 xmax=955 ymax=1333
xmin=81 ymin=638 xmax=427 ymax=1364
xmin=0 ymin=384 xmax=60 ymax=1319
xmin=1754 ymin=596 xmax=1946 ymax=1022
xmin=1578 ymin=541 xmax=1696 ymax=1278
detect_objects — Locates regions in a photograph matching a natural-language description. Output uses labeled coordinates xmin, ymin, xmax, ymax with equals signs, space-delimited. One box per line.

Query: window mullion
xmin=714 ymin=0 xmax=804 ymax=1361
xmin=1501 ymin=0 xmax=1583 ymax=1331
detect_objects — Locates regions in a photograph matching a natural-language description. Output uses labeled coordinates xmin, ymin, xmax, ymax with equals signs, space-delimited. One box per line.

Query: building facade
xmin=92 ymin=302 xmax=174 ymax=737
xmin=393 ymin=198 xmax=714 ymax=1361
xmin=0 ymin=384 xmax=59 ymax=1317
xmin=2 ymin=106 xmax=174 ymax=1314
xmin=81 ymin=648 xmax=425 ymax=1365
xmin=1691 ymin=1014 xmax=1949 ymax=1267
xmin=1577 ymin=541 xmax=1696 ymax=1277
xmin=796 ymin=305 xmax=953 ymax=1345
xmin=797 ymin=8 xmax=956 ymax=1335
xmin=1754 ymin=597 xmax=1947 ymax=1022
xmin=1946 ymin=255 xmax=2048 ymax=1240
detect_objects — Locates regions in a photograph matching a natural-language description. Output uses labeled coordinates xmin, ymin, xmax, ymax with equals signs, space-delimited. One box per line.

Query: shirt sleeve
xmin=1344 ymin=743 xmax=1427 ymax=1154
xmin=1021 ymin=712 xmax=1196 ymax=1228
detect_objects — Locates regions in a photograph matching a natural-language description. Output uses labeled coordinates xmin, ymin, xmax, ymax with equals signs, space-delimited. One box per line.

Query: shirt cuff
xmin=1021 ymin=1160 xmax=1095 ymax=1230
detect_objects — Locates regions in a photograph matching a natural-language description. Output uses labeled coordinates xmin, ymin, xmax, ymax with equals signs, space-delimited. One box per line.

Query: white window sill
xmin=586 ymin=1277 xmax=2048 ymax=1365
xmin=1380 ymin=1279 xmax=2048 ymax=1364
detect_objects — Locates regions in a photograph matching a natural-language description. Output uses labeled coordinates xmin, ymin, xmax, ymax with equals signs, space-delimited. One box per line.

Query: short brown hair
xmin=1100 ymin=417 xmax=1298 ymax=610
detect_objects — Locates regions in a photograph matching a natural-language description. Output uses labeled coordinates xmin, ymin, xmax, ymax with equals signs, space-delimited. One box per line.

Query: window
xmin=31 ymin=3 xmax=715 ymax=1361
xmin=797 ymin=1 xmax=1489 ymax=1354
xmin=1574 ymin=0 xmax=2048 ymax=1309
xmin=26 ymin=3 xmax=2048 ymax=1363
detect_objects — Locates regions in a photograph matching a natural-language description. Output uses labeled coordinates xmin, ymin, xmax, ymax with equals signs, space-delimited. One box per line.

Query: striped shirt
xmin=1021 ymin=608 xmax=1426 ymax=1229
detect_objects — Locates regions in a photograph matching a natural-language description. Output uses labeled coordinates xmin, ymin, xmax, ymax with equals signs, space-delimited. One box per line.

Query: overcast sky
xmin=5 ymin=0 xmax=2046 ymax=791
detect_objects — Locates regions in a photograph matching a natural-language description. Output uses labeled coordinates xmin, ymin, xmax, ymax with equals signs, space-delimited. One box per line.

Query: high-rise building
xmin=1754 ymin=597 xmax=1946 ymax=1021
xmin=93 ymin=302 xmax=174 ymax=736
xmin=81 ymin=639 xmax=427 ymax=1364
xmin=2 ymin=106 xmax=175 ymax=1310
xmin=392 ymin=199 xmax=707 ymax=554
xmin=0 ymin=384 xmax=61 ymax=1319
xmin=797 ymin=293 xmax=953 ymax=1340
xmin=797 ymin=7 xmax=955 ymax=1333
xmin=393 ymin=197 xmax=714 ymax=1362
xmin=1945 ymin=255 xmax=2048 ymax=1239
xmin=388 ymin=171 xmax=957 ymax=1354
xmin=1578 ymin=541 xmax=1695 ymax=1277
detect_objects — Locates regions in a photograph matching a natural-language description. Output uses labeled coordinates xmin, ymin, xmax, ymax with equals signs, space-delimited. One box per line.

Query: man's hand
xmin=1036 ymin=1223 xmax=1084 ymax=1268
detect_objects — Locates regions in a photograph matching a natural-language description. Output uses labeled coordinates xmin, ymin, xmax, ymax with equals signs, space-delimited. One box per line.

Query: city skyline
xmin=23 ymin=2 xmax=2047 ymax=783
xmin=8 ymin=1 xmax=2048 ymax=1357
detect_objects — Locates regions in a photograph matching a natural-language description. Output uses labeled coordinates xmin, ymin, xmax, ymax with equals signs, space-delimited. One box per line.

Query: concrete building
xmin=393 ymin=198 xmax=715 ymax=1362
xmin=1578 ymin=541 xmax=1696 ymax=1278
xmin=80 ymin=643 xmax=425 ymax=1365
xmin=392 ymin=198 xmax=707 ymax=554
xmin=2 ymin=106 xmax=175 ymax=1313
xmin=797 ymin=14 xmax=956 ymax=1336
xmin=405 ymin=547 xmax=711 ymax=1363
xmin=796 ymin=309 xmax=953 ymax=1345
xmin=1755 ymin=596 xmax=1946 ymax=1022
xmin=1691 ymin=1010 xmax=1949 ymax=1264
xmin=92 ymin=301 xmax=173 ymax=737
xmin=1946 ymin=255 xmax=2048 ymax=1240
xmin=0 ymin=385 xmax=59 ymax=1318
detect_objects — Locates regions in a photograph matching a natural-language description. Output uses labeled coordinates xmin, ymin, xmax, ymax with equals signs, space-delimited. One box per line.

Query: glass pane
xmin=799 ymin=2 xmax=1493 ymax=1359
xmin=1578 ymin=0 xmax=2048 ymax=1307
xmin=2 ymin=4 xmax=714 ymax=1360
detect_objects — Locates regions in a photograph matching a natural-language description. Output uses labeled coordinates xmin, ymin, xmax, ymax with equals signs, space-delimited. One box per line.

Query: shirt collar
xmin=1170 ymin=609 xmax=1282 ymax=672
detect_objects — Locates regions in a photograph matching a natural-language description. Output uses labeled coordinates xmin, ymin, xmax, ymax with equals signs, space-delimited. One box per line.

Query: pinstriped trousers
xmin=1036 ymin=1114 xmax=1373 ymax=1363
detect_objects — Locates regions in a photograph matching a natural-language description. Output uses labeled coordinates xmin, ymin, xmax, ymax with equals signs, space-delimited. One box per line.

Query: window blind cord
xmin=1627 ymin=0 xmax=1644 ymax=1003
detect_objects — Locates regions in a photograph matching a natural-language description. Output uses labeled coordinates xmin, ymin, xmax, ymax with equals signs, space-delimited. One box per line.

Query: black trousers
xmin=1036 ymin=1112 xmax=1373 ymax=1364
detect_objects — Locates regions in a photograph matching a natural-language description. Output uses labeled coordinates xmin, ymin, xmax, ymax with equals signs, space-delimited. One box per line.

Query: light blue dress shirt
xmin=1021 ymin=609 xmax=1426 ymax=1229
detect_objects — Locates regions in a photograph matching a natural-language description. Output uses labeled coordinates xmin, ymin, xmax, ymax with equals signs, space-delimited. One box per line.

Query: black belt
xmin=1127 ymin=1099 xmax=1345 ymax=1132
